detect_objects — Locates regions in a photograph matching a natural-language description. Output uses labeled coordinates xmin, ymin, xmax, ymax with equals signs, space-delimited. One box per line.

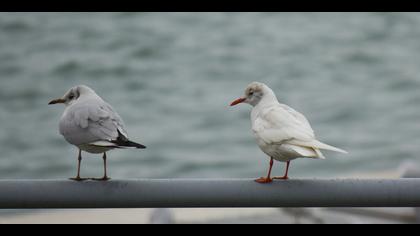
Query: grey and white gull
xmin=49 ymin=85 xmax=146 ymax=181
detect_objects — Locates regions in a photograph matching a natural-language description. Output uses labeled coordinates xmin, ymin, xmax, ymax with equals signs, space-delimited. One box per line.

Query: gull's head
xmin=48 ymin=85 xmax=95 ymax=106
xmin=230 ymin=82 xmax=275 ymax=107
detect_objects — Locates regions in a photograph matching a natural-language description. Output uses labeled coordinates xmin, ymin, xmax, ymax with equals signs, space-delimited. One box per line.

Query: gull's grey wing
xmin=59 ymin=98 xmax=128 ymax=146
xmin=103 ymin=102 xmax=128 ymax=138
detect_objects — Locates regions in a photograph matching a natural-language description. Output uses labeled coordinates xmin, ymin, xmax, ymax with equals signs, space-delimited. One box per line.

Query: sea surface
xmin=1 ymin=12 xmax=420 ymax=180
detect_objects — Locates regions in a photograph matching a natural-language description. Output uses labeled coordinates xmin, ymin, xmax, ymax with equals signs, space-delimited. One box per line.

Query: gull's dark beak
xmin=230 ymin=97 xmax=246 ymax=106
xmin=48 ymin=98 xmax=65 ymax=105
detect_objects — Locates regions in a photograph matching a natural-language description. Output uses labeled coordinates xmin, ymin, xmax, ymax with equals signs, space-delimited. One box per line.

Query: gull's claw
xmin=69 ymin=177 xmax=89 ymax=182
xmin=255 ymin=177 xmax=273 ymax=184
xmin=273 ymin=176 xmax=289 ymax=180
xmin=91 ymin=177 xmax=111 ymax=181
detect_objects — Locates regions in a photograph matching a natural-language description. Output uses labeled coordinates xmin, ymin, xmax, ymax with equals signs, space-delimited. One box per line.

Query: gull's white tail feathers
xmin=285 ymin=144 xmax=326 ymax=160
xmin=312 ymin=140 xmax=348 ymax=154
xmin=313 ymin=148 xmax=326 ymax=159
xmin=289 ymin=139 xmax=348 ymax=154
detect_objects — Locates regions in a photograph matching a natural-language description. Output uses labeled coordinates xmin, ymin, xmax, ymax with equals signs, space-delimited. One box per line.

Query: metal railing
xmin=0 ymin=179 xmax=419 ymax=209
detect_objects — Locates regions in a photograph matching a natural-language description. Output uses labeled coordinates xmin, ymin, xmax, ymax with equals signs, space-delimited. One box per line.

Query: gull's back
xmin=59 ymin=94 xmax=128 ymax=147
xmin=252 ymin=101 xmax=316 ymax=144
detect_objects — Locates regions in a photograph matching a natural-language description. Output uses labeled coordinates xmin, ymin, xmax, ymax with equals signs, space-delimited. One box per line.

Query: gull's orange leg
xmin=273 ymin=161 xmax=290 ymax=180
xmin=255 ymin=157 xmax=274 ymax=184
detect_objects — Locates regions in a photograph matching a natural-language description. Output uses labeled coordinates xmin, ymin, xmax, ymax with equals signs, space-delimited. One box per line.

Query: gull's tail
xmin=289 ymin=139 xmax=348 ymax=154
xmin=113 ymin=139 xmax=146 ymax=149
xmin=312 ymin=140 xmax=347 ymax=154
xmin=89 ymin=140 xmax=146 ymax=149
xmin=111 ymin=130 xmax=146 ymax=149
xmin=311 ymin=140 xmax=348 ymax=154
xmin=91 ymin=130 xmax=146 ymax=149
xmin=108 ymin=134 xmax=146 ymax=149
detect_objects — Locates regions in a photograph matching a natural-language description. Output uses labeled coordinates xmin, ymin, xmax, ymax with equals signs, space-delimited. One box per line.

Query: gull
xmin=49 ymin=85 xmax=146 ymax=181
xmin=230 ymin=82 xmax=347 ymax=183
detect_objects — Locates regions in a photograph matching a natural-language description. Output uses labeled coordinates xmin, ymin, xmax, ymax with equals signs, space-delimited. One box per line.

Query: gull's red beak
xmin=48 ymin=98 xmax=66 ymax=105
xmin=230 ymin=97 xmax=246 ymax=106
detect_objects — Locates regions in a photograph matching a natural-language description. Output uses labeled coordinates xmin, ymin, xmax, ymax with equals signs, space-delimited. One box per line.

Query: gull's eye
xmin=249 ymin=91 xmax=254 ymax=96
xmin=68 ymin=94 xmax=75 ymax=100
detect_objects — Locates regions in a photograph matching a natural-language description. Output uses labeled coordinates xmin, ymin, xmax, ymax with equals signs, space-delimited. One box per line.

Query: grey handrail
xmin=0 ymin=179 xmax=419 ymax=208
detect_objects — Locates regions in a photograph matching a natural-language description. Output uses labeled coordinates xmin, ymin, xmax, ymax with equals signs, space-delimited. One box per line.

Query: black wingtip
xmin=113 ymin=130 xmax=146 ymax=149
xmin=116 ymin=140 xmax=146 ymax=149
xmin=131 ymin=141 xmax=146 ymax=149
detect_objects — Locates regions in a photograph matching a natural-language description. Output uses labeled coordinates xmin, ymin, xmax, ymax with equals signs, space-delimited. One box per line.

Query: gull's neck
xmin=255 ymin=86 xmax=279 ymax=109
xmin=251 ymin=88 xmax=279 ymax=122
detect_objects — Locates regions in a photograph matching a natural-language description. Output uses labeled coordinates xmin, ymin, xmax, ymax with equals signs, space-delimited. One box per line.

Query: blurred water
xmin=0 ymin=12 xmax=420 ymax=179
